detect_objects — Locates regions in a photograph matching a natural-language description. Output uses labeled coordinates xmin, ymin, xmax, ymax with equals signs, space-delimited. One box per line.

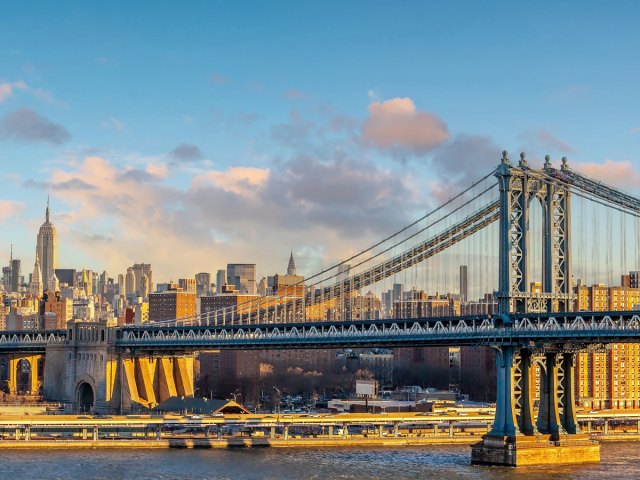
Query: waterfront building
xmin=575 ymin=283 xmax=640 ymax=409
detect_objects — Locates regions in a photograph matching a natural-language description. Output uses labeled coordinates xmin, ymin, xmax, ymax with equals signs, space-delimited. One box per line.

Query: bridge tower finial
xmin=519 ymin=152 xmax=528 ymax=168
xmin=561 ymin=156 xmax=569 ymax=170
xmin=501 ymin=150 xmax=510 ymax=165
xmin=544 ymin=155 xmax=551 ymax=169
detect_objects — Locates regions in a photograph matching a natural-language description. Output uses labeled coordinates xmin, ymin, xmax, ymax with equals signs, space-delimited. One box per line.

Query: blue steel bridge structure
xmin=4 ymin=151 xmax=640 ymax=463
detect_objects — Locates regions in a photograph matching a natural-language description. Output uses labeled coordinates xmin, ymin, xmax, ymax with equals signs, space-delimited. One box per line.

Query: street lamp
xmin=230 ymin=389 xmax=242 ymax=403
xmin=272 ymin=386 xmax=281 ymax=413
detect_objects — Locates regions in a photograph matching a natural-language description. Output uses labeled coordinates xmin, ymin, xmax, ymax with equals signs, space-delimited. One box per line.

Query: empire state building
xmin=37 ymin=198 xmax=58 ymax=292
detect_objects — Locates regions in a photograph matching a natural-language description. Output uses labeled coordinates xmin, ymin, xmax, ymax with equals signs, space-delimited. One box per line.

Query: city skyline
xmin=2 ymin=2 xmax=640 ymax=281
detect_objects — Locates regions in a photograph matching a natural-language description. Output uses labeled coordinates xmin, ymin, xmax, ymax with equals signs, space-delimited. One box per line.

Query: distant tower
xmin=29 ymin=253 xmax=43 ymax=297
xmin=49 ymin=271 xmax=60 ymax=293
xmin=125 ymin=268 xmax=136 ymax=296
xmin=37 ymin=196 xmax=58 ymax=292
xmin=141 ymin=274 xmax=150 ymax=299
xmin=287 ymin=251 xmax=297 ymax=276
xmin=459 ymin=265 xmax=468 ymax=302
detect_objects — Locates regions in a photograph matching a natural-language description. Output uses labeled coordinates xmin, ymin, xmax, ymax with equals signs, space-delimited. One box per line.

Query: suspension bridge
xmin=5 ymin=151 xmax=640 ymax=465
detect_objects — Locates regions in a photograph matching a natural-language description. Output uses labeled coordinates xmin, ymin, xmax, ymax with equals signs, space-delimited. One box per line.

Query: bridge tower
xmin=496 ymin=151 xmax=574 ymax=314
xmin=473 ymin=153 xmax=599 ymax=466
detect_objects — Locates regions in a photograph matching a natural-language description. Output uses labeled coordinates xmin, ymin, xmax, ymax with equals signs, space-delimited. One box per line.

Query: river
xmin=3 ymin=443 xmax=639 ymax=479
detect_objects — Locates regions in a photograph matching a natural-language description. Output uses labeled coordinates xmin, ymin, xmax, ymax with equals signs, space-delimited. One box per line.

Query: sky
xmin=1 ymin=1 xmax=640 ymax=283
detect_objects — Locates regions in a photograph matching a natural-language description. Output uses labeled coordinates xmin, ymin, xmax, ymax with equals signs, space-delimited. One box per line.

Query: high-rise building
xmin=575 ymin=283 xmax=640 ymax=409
xmin=125 ymin=267 xmax=136 ymax=297
xmin=178 ymin=278 xmax=196 ymax=293
xmin=227 ymin=264 xmax=256 ymax=294
xmin=273 ymin=252 xmax=304 ymax=297
xmin=195 ymin=272 xmax=211 ymax=296
xmin=148 ymin=289 xmax=196 ymax=322
xmin=459 ymin=265 xmax=468 ymax=302
xmin=54 ymin=269 xmax=76 ymax=287
xmin=216 ymin=269 xmax=226 ymax=293
xmin=29 ymin=254 xmax=43 ymax=297
xmin=36 ymin=198 xmax=58 ymax=292
xmin=10 ymin=258 xmax=21 ymax=293
xmin=132 ymin=263 xmax=153 ymax=298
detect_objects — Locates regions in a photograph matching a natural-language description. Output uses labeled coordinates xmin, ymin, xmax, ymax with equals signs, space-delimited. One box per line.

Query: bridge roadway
xmin=4 ymin=311 xmax=640 ymax=353
xmin=116 ymin=311 xmax=640 ymax=351
xmin=0 ymin=411 xmax=638 ymax=445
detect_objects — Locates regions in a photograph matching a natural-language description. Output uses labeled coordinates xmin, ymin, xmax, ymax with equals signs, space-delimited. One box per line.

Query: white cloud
xmin=0 ymin=80 xmax=27 ymax=102
xmin=362 ymin=97 xmax=449 ymax=154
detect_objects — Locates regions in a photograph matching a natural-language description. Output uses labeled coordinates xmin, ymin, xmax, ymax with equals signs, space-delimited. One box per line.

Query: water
xmin=3 ymin=443 xmax=640 ymax=479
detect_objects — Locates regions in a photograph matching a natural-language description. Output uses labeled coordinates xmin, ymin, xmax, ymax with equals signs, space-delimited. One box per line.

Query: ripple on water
xmin=2 ymin=443 xmax=640 ymax=480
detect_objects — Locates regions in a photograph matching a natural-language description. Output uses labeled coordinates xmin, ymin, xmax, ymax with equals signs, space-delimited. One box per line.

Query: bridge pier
xmin=472 ymin=345 xmax=600 ymax=466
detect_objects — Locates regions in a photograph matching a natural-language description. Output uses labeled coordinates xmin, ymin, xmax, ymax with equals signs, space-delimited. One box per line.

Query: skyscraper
xmin=195 ymin=272 xmax=211 ymax=296
xmin=132 ymin=263 xmax=153 ymax=297
xmin=227 ymin=264 xmax=256 ymax=294
xmin=29 ymin=254 xmax=43 ymax=297
xmin=10 ymin=258 xmax=21 ymax=293
xmin=459 ymin=265 xmax=468 ymax=302
xmin=216 ymin=269 xmax=226 ymax=293
xmin=287 ymin=251 xmax=297 ymax=276
xmin=37 ymin=198 xmax=58 ymax=292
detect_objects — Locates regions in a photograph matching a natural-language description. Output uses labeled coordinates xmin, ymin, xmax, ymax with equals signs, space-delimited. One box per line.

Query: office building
xmin=36 ymin=199 xmax=58 ymax=292
xmin=227 ymin=264 xmax=256 ymax=294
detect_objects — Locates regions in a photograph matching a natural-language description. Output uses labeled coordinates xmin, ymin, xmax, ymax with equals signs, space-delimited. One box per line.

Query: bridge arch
xmin=76 ymin=377 xmax=96 ymax=413
xmin=16 ymin=358 xmax=32 ymax=395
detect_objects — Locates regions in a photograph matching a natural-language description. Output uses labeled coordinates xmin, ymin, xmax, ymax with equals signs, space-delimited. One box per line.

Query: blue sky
xmin=1 ymin=1 xmax=639 ymax=281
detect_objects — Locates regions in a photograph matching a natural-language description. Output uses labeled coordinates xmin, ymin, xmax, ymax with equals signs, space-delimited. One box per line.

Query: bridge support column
xmin=8 ymin=356 xmax=19 ymax=394
xmin=174 ymin=357 xmax=194 ymax=397
xmin=537 ymin=352 xmax=562 ymax=441
xmin=472 ymin=346 xmax=599 ymax=466
xmin=518 ymin=349 xmax=536 ymax=435
xmin=560 ymin=352 xmax=580 ymax=434
xmin=487 ymin=345 xmax=519 ymax=439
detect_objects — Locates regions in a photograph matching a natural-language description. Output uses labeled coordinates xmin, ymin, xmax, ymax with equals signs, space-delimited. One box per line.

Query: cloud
xmin=0 ymin=80 xmax=61 ymax=106
xmin=534 ymin=129 xmax=575 ymax=153
xmin=169 ymin=143 xmax=204 ymax=161
xmin=573 ymin=160 xmax=640 ymax=190
xmin=361 ymin=97 xmax=449 ymax=155
xmin=0 ymin=200 xmax=25 ymax=224
xmin=631 ymin=127 xmax=640 ymax=134
xmin=101 ymin=116 xmax=125 ymax=131
xmin=428 ymin=135 xmax=502 ymax=203
xmin=0 ymin=108 xmax=70 ymax=144
xmin=210 ymin=73 xmax=228 ymax=84
xmin=283 ymin=89 xmax=306 ymax=100
xmin=0 ymin=80 xmax=27 ymax=102
xmin=196 ymin=166 xmax=269 ymax=196
xmin=34 ymin=149 xmax=420 ymax=281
